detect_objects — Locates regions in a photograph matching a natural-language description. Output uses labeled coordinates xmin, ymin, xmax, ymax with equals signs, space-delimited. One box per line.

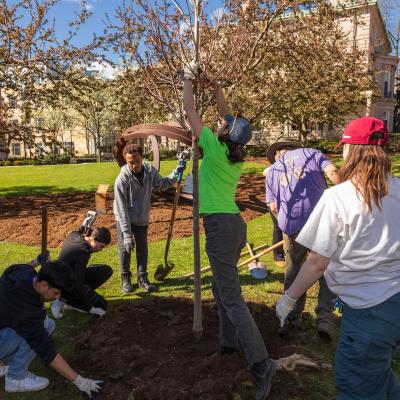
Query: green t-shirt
xmin=198 ymin=126 xmax=243 ymax=215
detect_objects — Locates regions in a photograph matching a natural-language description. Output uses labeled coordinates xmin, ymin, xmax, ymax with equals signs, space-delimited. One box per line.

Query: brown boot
xmin=317 ymin=316 xmax=337 ymax=341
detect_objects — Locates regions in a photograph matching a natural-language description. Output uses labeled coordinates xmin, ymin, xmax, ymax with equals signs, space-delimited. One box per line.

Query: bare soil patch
xmin=0 ymin=174 xmax=268 ymax=248
xmin=67 ymin=297 xmax=323 ymax=400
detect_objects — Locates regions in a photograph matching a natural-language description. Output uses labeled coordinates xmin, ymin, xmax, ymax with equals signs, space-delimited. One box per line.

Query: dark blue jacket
xmin=0 ymin=264 xmax=57 ymax=364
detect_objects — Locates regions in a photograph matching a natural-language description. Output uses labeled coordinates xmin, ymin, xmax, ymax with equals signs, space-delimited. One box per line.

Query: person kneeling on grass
xmin=0 ymin=257 xmax=102 ymax=396
xmin=51 ymin=226 xmax=113 ymax=319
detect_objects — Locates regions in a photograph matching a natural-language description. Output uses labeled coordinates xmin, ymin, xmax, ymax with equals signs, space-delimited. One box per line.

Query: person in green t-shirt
xmin=182 ymin=66 xmax=276 ymax=400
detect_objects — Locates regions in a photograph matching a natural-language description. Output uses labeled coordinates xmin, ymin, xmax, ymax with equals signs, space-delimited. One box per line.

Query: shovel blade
xmin=154 ymin=263 xmax=175 ymax=281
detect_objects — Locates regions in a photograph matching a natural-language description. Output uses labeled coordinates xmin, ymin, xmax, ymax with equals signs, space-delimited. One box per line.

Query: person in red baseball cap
xmin=335 ymin=116 xmax=388 ymax=153
xmin=276 ymin=116 xmax=400 ymax=399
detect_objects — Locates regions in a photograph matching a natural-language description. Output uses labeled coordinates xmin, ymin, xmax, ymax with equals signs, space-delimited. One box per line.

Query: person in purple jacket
xmin=265 ymin=137 xmax=340 ymax=339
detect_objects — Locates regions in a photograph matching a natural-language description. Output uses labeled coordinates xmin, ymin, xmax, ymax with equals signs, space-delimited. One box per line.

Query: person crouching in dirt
xmin=0 ymin=257 xmax=102 ymax=397
xmin=183 ymin=66 xmax=276 ymax=400
xmin=51 ymin=226 xmax=113 ymax=319
xmin=276 ymin=117 xmax=400 ymax=400
xmin=114 ymin=143 xmax=184 ymax=293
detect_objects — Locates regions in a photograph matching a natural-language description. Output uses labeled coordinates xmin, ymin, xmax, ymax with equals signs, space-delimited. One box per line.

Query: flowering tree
xmin=105 ymin=0 xmax=373 ymax=333
xmin=0 ymin=0 xmax=98 ymax=158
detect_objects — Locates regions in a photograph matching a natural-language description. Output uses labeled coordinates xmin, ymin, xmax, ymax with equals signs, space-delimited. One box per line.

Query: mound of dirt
xmin=68 ymin=297 xmax=322 ymax=400
xmin=0 ymin=174 xmax=268 ymax=248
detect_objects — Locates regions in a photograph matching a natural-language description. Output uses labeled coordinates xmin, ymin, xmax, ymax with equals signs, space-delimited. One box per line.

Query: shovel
xmin=154 ymin=162 xmax=185 ymax=281
xmin=246 ymin=242 xmax=268 ymax=280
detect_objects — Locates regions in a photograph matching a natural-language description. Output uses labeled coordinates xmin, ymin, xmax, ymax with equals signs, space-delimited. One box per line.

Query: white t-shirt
xmin=296 ymin=175 xmax=400 ymax=309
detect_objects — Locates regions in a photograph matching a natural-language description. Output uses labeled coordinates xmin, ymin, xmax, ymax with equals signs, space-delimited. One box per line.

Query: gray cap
xmin=224 ymin=114 xmax=253 ymax=145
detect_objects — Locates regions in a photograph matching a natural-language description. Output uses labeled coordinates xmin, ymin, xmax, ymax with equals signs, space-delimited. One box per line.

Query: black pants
xmin=116 ymin=221 xmax=148 ymax=275
xmin=62 ymin=264 xmax=113 ymax=310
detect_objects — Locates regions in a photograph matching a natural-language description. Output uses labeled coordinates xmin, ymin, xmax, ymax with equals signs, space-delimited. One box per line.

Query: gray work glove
xmin=72 ymin=375 xmax=103 ymax=397
xmin=32 ymin=250 xmax=50 ymax=267
xmin=89 ymin=307 xmax=106 ymax=317
xmin=123 ymin=236 xmax=133 ymax=253
xmin=51 ymin=299 xmax=65 ymax=320
xmin=275 ymin=290 xmax=297 ymax=327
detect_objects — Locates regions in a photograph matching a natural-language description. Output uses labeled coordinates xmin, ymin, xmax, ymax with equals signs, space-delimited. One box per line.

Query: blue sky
xmin=47 ymin=0 xmax=400 ymax=63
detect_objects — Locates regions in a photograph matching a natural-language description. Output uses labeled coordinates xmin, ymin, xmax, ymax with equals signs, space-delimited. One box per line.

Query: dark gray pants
xmin=283 ymin=232 xmax=335 ymax=323
xmin=116 ymin=221 xmax=148 ymax=275
xmin=269 ymin=210 xmax=284 ymax=258
xmin=204 ymin=213 xmax=269 ymax=367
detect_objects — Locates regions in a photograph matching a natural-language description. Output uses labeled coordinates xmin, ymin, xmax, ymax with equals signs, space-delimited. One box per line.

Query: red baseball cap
xmin=336 ymin=117 xmax=388 ymax=148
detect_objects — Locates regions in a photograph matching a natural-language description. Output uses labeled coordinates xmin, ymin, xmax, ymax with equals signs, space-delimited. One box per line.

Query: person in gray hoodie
xmin=114 ymin=143 xmax=182 ymax=293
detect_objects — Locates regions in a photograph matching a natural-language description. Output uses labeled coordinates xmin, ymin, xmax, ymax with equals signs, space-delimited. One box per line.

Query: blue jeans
xmin=336 ymin=292 xmax=400 ymax=400
xmin=0 ymin=316 xmax=55 ymax=380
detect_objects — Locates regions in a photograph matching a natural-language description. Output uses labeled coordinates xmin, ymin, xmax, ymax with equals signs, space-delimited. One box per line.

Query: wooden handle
xmin=164 ymin=181 xmax=182 ymax=264
xmin=179 ymin=240 xmax=284 ymax=279
xmin=41 ymin=206 xmax=48 ymax=256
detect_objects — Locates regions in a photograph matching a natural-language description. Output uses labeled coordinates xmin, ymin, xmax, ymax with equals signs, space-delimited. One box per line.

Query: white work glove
xmin=123 ymin=236 xmax=133 ymax=253
xmin=89 ymin=307 xmax=106 ymax=317
xmin=73 ymin=375 xmax=103 ymax=397
xmin=183 ymin=62 xmax=202 ymax=80
xmin=51 ymin=299 xmax=65 ymax=320
xmin=276 ymin=290 xmax=297 ymax=328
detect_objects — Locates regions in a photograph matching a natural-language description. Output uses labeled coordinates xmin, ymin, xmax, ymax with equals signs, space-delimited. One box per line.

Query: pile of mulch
xmin=67 ymin=297 xmax=327 ymax=400
xmin=0 ymin=174 xmax=268 ymax=248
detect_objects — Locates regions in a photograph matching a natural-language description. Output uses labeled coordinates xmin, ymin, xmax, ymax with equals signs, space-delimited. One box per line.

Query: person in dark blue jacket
xmin=0 ymin=258 xmax=102 ymax=397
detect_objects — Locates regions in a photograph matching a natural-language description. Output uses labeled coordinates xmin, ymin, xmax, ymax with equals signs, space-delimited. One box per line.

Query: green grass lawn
xmin=0 ymin=160 xmax=266 ymax=197
xmin=0 ymin=214 xmax=339 ymax=400
xmin=1 ymin=156 xmax=400 ymax=399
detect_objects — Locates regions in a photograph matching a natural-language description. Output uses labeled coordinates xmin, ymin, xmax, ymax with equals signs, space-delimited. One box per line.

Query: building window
xmin=383 ymin=71 xmax=391 ymax=98
xmin=64 ymin=141 xmax=75 ymax=154
xmin=382 ymin=111 xmax=392 ymax=131
xmin=12 ymin=143 xmax=21 ymax=157
xmin=35 ymin=143 xmax=45 ymax=157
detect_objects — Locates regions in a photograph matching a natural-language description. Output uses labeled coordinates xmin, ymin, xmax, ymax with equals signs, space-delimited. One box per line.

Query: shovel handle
xmin=41 ymin=206 xmax=48 ymax=260
xmin=164 ymin=181 xmax=182 ymax=265
xmin=246 ymin=242 xmax=257 ymax=262
xmin=179 ymin=240 xmax=284 ymax=279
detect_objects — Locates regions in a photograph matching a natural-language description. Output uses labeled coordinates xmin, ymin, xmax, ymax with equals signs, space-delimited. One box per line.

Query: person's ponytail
xmin=218 ymin=136 xmax=246 ymax=163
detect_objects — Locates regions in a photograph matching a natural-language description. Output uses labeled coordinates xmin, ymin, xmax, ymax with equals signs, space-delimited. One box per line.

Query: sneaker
xmin=0 ymin=363 xmax=8 ymax=378
xmin=137 ymin=273 xmax=157 ymax=292
xmin=210 ymin=346 xmax=236 ymax=358
xmin=121 ymin=272 xmax=134 ymax=293
xmin=250 ymin=359 xmax=277 ymax=400
xmin=274 ymin=254 xmax=285 ymax=262
xmin=5 ymin=372 xmax=49 ymax=392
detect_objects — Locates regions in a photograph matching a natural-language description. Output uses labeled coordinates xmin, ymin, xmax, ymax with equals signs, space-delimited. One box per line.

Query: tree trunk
xmin=192 ymin=136 xmax=203 ymax=338
xmin=192 ymin=0 xmax=203 ymax=339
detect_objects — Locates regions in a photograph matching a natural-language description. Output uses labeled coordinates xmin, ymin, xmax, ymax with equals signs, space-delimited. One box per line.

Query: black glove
xmin=33 ymin=250 xmax=50 ymax=267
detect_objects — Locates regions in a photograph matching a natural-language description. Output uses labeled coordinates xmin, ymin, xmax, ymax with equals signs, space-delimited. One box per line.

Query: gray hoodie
xmin=113 ymin=161 xmax=175 ymax=239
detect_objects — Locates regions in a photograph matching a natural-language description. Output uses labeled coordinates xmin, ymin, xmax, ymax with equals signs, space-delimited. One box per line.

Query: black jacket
xmin=0 ymin=264 xmax=57 ymax=365
xmin=58 ymin=231 xmax=92 ymax=311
